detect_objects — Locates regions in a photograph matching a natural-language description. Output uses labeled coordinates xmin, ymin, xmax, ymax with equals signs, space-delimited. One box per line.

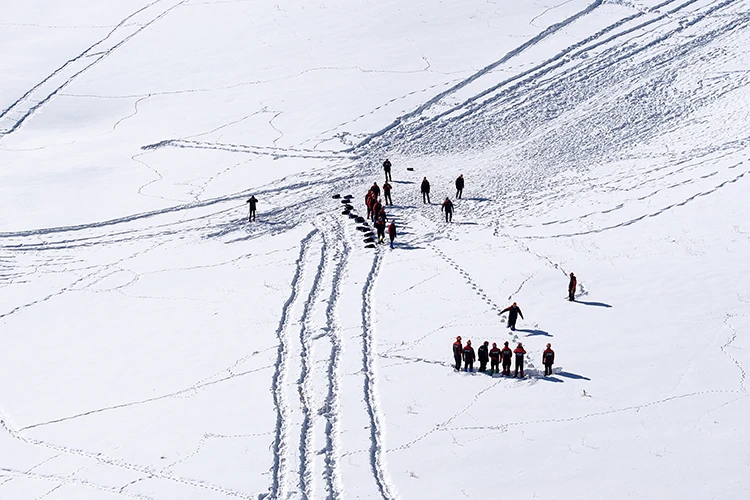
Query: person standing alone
xmin=568 ymin=272 xmax=577 ymax=301
xmin=455 ymin=174 xmax=464 ymax=199
xmin=383 ymin=181 xmax=393 ymax=206
xmin=383 ymin=159 xmax=392 ymax=182
xmin=388 ymin=221 xmax=397 ymax=249
xmin=421 ymin=177 xmax=431 ymax=204
xmin=246 ymin=195 xmax=258 ymax=222
xmin=542 ymin=343 xmax=555 ymax=376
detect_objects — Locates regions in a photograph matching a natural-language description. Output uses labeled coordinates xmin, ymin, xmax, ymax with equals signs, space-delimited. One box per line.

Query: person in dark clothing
xmin=370 ymin=182 xmax=380 ymax=198
xmin=542 ymin=343 xmax=555 ymax=376
xmin=462 ymin=340 xmax=476 ymax=372
xmin=420 ymin=177 xmax=431 ymax=204
xmin=489 ymin=342 xmax=501 ymax=375
xmin=374 ymin=215 xmax=387 ymax=244
xmin=383 ymin=181 xmax=393 ymax=205
xmin=568 ymin=272 xmax=577 ymax=301
xmin=501 ymin=341 xmax=513 ymax=376
xmin=371 ymin=200 xmax=382 ymax=221
xmin=513 ymin=342 xmax=526 ymax=378
xmin=500 ymin=302 xmax=524 ymax=331
xmin=388 ymin=221 xmax=396 ymax=249
xmin=246 ymin=196 xmax=258 ymax=221
xmin=477 ymin=341 xmax=489 ymax=372
xmin=452 ymin=336 xmax=463 ymax=370
xmin=383 ymin=159 xmax=392 ymax=182
xmin=455 ymin=174 xmax=464 ymax=199
xmin=441 ymin=197 xmax=454 ymax=223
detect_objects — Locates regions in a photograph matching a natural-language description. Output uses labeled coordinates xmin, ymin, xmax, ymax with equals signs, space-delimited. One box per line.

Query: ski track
xmin=319 ymin=222 xmax=351 ymax=500
xmin=360 ymin=250 xmax=398 ymax=500
xmin=267 ymin=229 xmax=318 ymax=500
xmin=0 ymin=0 xmax=188 ymax=138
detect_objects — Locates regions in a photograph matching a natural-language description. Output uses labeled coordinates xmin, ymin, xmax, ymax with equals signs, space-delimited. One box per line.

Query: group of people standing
xmin=418 ymin=172 xmax=464 ymax=223
xmin=453 ymin=336 xmax=555 ymax=378
xmin=365 ymin=180 xmax=397 ymax=248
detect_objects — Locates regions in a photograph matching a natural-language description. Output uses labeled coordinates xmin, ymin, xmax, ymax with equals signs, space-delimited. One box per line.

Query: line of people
xmin=453 ymin=336 xmax=555 ymax=377
xmin=366 ymin=182 xmax=397 ymax=248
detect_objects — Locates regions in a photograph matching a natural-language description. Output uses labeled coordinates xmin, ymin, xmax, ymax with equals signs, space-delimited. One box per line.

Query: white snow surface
xmin=2 ymin=0 xmax=750 ymax=498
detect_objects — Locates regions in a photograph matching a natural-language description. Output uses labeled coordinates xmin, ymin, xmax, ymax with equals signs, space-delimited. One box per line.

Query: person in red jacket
xmin=513 ymin=342 xmax=527 ymax=378
xmin=462 ymin=340 xmax=476 ymax=372
xmin=489 ymin=342 xmax=501 ymax=375
xmin=568 ymin=272 xmax=577 ymax=301
xmin=452 ymin=336 xmax=462 ymax=371
xmin=366 ymin=192 xmax=375 ymax=219
xmin=388 ymin=221 xmax=396 ymax=249
xmin=500 ymin=341 xmax=513 ymax=376
xmin=542 ymin=343 xmax=555 ymax=376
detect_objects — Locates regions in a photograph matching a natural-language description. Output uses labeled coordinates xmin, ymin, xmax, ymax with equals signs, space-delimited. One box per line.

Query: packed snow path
xmin=2 ymin=0 xmax=750 ymax=499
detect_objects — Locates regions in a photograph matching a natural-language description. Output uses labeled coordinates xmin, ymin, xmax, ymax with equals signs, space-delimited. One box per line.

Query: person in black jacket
xmin=500 ymin=302 xmax=524 ymax=331
xmin=455 ymin=174 xmax=464 ymax=199
xmin=452 ymin=336 xmax=462 ymax=371
xmin=246 ymin=196 xmax=258 ymax=221
xmin=383 ymin=159 xmax=392 ymax=182
xmin=542 ymin=343 xmax=555 ymax=376
xmin=500 ymin=341 xmax=513 ymax=376
xmin=489 ymin=342 xmax=501 ymax=375
xmin=420 ymin=177 xmax=431 ymax=204
xmin=441 ymin=197 xmax=454 ymax=223
xmin=477 ymin=341 xmax=489 ymax=372
xmin=568 ymin=272 xmax=577 ymax=301
xmin=462 ymin=340 xmax=476 ymax=372
xmin=383 ymin=181 xmax=393 ymax=206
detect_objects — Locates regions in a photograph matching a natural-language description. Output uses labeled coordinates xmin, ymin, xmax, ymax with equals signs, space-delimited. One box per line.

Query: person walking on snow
xmin=478 ymin=341 xmax=489 ymax=373
xmin=374 ymin=214 xmax=387 ymax=244
xmin=462 ymin=340 xmax=476 ymax=372
xmin=455 ymin=174 xmax=464 ymax=199
xmin=489 ymin=342 xmax=501 ymax=375
xmin=383 ymin=181 xmax=393 ymax=206
xmin=513 ymin=342 xmax=526 ymax=378
xmin=500 ymin=302 xmax=524 ymax=331
xmin=383 ymin=159 xmax=392 ymax=182
xmin=370 ymin=182 xmax=381 ymax=198
xmin=452 ymin=336 xmax=463 ymax=371
xmin=441 ymin=197 xmax=454 ymax=223
xmin=568 ymin=272 xmax=577 ymax=301
xmin=543 ymin=343 xmax=555 ymax=376
xmin=246 ymin=196 xmax=258 ymax=222
xmin=421 ymin=177 xmax=431 ymax=204
xmin=365 ymin=192 xmax=375 ymax=219
xmin=388 ymin=221 xmax=397 ymax=249
xmin=501 ymin=341 xmax=513 ymax=376
xmin=371 ymin=199 xmax=383 ymax=221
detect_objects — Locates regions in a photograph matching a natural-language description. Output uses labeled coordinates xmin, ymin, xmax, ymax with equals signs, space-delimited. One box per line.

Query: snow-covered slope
xmin=2 ymin=0 xmax=749 ymax=499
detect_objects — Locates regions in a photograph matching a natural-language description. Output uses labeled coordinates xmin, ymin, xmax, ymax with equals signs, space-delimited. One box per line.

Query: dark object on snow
xmin=355 ymin=216 xmax=365 ymax=223
xmin=332 ymin=194 xmax=341 ymax=199
xmin=568 ymin=273 xmax=577 ymax=301
xmin=344 ymin=194 xmax=353 ymax=199
xmin=500 ymin=302 xmax=524 ymax=330
xmin=364 ymin=237 xmax=375 ymax=243
xmin=406 ymin=167 xmax=414 ymax=171
xmin=357 ymin=226 xmax=370 ymax=232
xmin=342 ymin=210 xmax=350 ymax=215
xmin=348 ymin=212 xmax=357 ymax=218
xmin=246 ymin=196 xmax=258 ymax=222
xmin=365 ymin=244 xmax=376 ymax=249
xmin=420 ymin=177 xmax=431 ymax=204
xmin=455 ymin=174 xmax=464 ymax=199
xmin=341 ymin=199 xmax=350 ymax=204
xmin=344 ymin=204 xmax=353 ymax=210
